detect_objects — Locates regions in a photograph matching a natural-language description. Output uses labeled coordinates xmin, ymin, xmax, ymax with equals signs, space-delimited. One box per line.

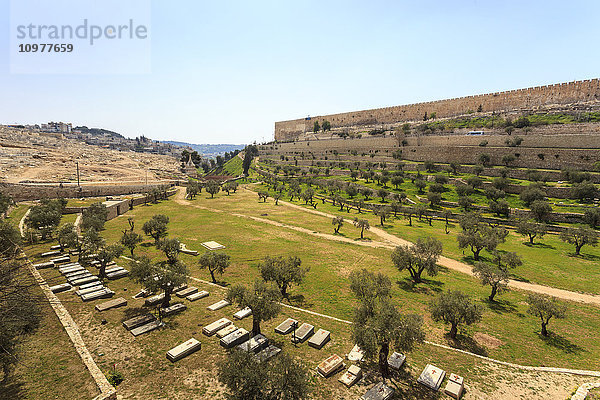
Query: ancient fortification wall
xmin=274 ymin=79 xmax=600 ymax=141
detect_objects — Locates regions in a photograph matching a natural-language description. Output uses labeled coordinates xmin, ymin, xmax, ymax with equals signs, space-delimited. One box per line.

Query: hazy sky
xmin=1 ymin=0 xmax=599 ymax=144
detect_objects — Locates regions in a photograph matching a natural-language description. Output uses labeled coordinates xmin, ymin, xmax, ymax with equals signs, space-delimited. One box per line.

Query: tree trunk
xmin=489 ymin=284 xmax=498 ymax=301
xmin=98 ymin=263 xmax=106 ymax=280
xmin=130 ymin=247 xmax=135 ymax=256
xmin=360 ymin=227 xmax=364 ymax=239
xmin=162 ymin=288 xmax=172 ymax=309
xmin=472 ymin=248 xmax=481 ymax=261
xmin=529 ymin=234 xmax=534 ymax=244
xmin=379 ymin=342 xmax=390 ymax=379
xmin=449 ymin=323 xmax=458 ymax=339
xmin=541 ymin=322 xmax=548 ymax=336
xmin=210 ymin=269 xmax=217 ymax=284
xmin=575 ymin=244 xmax=582 ymax=255
xmin=252 ymin=317 xmax=261 ymax=336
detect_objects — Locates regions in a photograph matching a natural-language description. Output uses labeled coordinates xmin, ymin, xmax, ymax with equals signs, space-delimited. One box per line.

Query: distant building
xmin=184 ymin=154 xmax=198 ymax=177
xmin=41 ymin=121 xmax=72 ymax=133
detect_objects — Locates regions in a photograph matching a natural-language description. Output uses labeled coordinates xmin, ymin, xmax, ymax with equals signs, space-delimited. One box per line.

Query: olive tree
xmin=227 ymin=279 xmax=281 ymax=335
xmin=130 ymin=255 xmax=188 ymax=309
xmin=259 ymin=255 xmax=308 ymax=298
xmin=391 ymin=237 xmax=443 ymax=284
xmin=142 ymin=214 xmax=169 ymax=245
xmin=457 ymin=213 xmax=507 ymax=260
xmin=559 ymin=226 xmax=598 ymax=255
xmin=516 ymin=220 xmax=547 ymax=244
xmin=198 ymin=251 xmax=231 ymax=283
xmin=332 ymin=216 xmax=344 ymax=234
xmin=430 ymin=290 xmax=482 ymax=339
xmin=353 ymin=218 xmax=370 ymax=239
xmin=526 ymin=293 xmax=567 ymax=337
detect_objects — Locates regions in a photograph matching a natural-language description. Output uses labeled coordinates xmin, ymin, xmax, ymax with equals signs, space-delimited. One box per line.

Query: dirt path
xmin=178 ymin=188 xmax=600 ymax=305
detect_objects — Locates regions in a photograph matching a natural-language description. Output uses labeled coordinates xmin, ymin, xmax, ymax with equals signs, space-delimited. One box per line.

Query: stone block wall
xmin=275 ymin=79 xmax=600 ymax=141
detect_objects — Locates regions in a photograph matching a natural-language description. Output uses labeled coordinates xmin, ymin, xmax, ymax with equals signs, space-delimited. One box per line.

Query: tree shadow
xmin=121 ymin=306 xmax=150 ymax=322
xmin=508 ymin=273 xmax=531 ymax=283
xmin=522 ymin=242 xmax=555 ymax=249
xmin=538 ymin=332 xmax=585 ymax=354
xmin=286 ymin=294 xmax=313 ymax=308
xmin=0 ymin=376 xmax=25 ymax=400
xmin=483 ymin=298 xmax=517 ymax=314
xmin=140 ymin=242 xmax=154 ymax=248
xmin=447 ymin=333 xmax=488 ymax=357
xmin=396 ymin=277 xmax=444 ymax=294
xmin=572 ymin=253 xmax=600 ymax=261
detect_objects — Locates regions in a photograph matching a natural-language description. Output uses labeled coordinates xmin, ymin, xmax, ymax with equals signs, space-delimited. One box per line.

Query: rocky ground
xmin=0 ymin=126 xmax=184 ymax=184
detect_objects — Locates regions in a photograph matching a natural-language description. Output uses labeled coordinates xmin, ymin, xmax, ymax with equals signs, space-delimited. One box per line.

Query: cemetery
xmin=12 ymin=181 xmax=600 ymax=400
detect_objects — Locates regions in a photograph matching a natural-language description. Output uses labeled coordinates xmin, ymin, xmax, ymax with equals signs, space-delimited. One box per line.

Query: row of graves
xmin=34 ymin=244 xmax=130 ymax=303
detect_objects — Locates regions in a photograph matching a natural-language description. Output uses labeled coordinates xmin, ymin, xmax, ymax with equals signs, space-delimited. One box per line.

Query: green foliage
xmin=120 ymin=230 xmax=143 ymax=256
xmin=559 ymin=226 xmax=598 ymax=255
xmin=430 ymin=290 xmax=483 ymax=339
xmin=56 ymin=223 xmax=78 ymax=251
xmin=25 ymin=200 xmax=64 ymax=240
xmin=106 ymin=370 xmax=124 ymax=387
xmin=332 ymin=216 xmax=344 ymax=234
xmin=391 ymin=237 xmax=443 ymax=283
xmin=259 ymin=255 xmax=308 ymax=297
xmin=520 ymin=184 xmax=546 ymax=206
xmin=529 ymin=200 xmax=553 ymax=223
xmin=572 ymin=181 xmax=598 ymax=202
xmin=130 ymin=255 xmax=188 ymax=309
xmin=227 ymin=279 xmax=282 ymax=336
xmin=96 ymin=243 xmax=124 ymax=280
xmin=198 ymin=251 xmax=231 ymax=283
xmin=81 ymin=202 xmax=108 ymax=231
xmin=206 ymin=180 xmax=221 ymax=198
xmin=526 ymin=293 xmax=567 ymax=336
xmin=353 ymin=218 xmax=370 ymax=239
xmin=516 ymin=220 xmax=547 ymax=244
xmin=142 ymin=214 xmax=170 ymax=245
xmin=583 ymin=208 xmax=600 ymax=229
xmin=457 ymin=213 xmax=507 ymax=260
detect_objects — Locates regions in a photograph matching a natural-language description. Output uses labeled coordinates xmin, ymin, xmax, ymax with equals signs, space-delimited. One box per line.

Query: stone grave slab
xmin=49 ymin=283 xmax=71 ymax=293
xmin=339 ymin=365 xmax=362 ymax=387
xmin=179 ymin=243 xmax=198 ymax=256
xmin=207 ymin=299 xmax=230 ymax=311
xmin=291 ymin=323 xmax=314 ymax=343
xmin=41 ymin=250 xmax=61 ymax=257
xmin=387 ymin=352 xmax=406 ymax=370
xmin=173 ymin=284 xmax=188 ymax=292
xmin=105 ymin=266 xmax=124 ymax=274
xmin=51 ymin=256 xmax=71 ymax=265
xmin=308 ymin=329 xmax=330 ymax=349
xmin=130 ymin=320 xmax=163 ymax=337
xmin=50 ymin=244 xmax=62 ymax=250
xmin=175 ymin=287 xmax=198 ymax=298
xmin=133 ymin=289 xmax=152 ymax=298
xmin=255 ymin=345 xmax=281 ymax=362
xmin=233 ymin=307 xmax=252 ymax=320
xmin=70 ymin=276 xmax=98 ymax=286
xmin=65 ymin=270 xmax=91 ymax=279
xmin=274 ymin=318 xmax=298 ymax=335
xmin=237 ymin=334 xmax=268 ymax=353
xmin=201 ymin=241 xmax=225 ymax=250
xmin=95 ymin=297 xmax=127 ymax=312
xmin=79 ymin=281 xmax=102 ymax=290
xmin=161 ymin=303 xmax=187 ymax=317
xmin=58 ymin=264 xmax=82 ymax=273
xmin=123 ymin=314 xmax=156 ymax=330
xmin=216 ymin=324 xmax=238 ymax=338
xmin=448 ymin=373 xmax=464 ymax=385
xmin=167 ymin=338 xmax=202 ymax=362
xmin=70 ymin=250 xmax=80 ymax=256
xmin=34 ymin=261 xmax=54 ymax=269
xmin=81 ymin=288 xmax=114 ymax=302
xmin=187 ymin=290 xmax=209 ymax=301
xmin=203 ymin=318 xmax=232 ymax=336
xmin=220 ymin=328 xmax=250 ymax=348
xmin=145 ymin=293 xmax=165 ymax=307
xmin=417 ymin=364 xmax=446 ymax=391
xmin=317 ymin=354 xmax=344 ymax=377
xmin=444 ymin=380 xmax=464 ymax=399
xmin=347 ymin=344 xmax=365 ymax=362
xmin=76 ymin=285 xmax=105 ymax=297
xmin=361 ymin=382 xmax=394 ymax=400
xmin=107 ymin=269 xmax=129 ymax=280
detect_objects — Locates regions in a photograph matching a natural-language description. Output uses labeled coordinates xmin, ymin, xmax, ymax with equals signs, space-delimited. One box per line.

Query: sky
xmin=0 ymin=0 xmax=599 ymax=144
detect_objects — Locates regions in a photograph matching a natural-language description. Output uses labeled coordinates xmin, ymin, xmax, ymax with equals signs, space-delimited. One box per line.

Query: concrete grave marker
xmin=291 ymin=323 xmax=314 ymax=344
xmin=76 ymin=285 xmax=105 ymax=297
xmin=173 ymin=284 xmax=188 ymax=293
xmin=123 ymin=314 xmax=156 ymax=330
xmin=187 ymin=290 xmax=209 ymax=301
xmin=220 ymin=328 xmax=250 ymax=348
xmin=308 ymin=329 xmax=330 ymax=349
xmin=107 ymin=269 xmax=129 ymax=280
xmin=175 ymin=287 xmax=198 ymax=298
xmin=95 ymin=297 xmax=127 ymax=312
xmin=133 ymin=289 xmax=152 ymax=299
xmin=104 ymin=266 xmax=124 ymax=275
xmin=34 ymin=261 xmax=54 ymax=269
xmin=51 ymin=256 xmax=71 ymax=265
xmin=255 ymin=345 xmax=281 ymax=362
xmin=417 ymin=364 xmax=446 ymax=391
xmin=274 ymin=318 xmax=298 ymax=335
xmin=166 ymin=338 xmax=202 ymax=362
xmin=207 ymin=299 xmax=230 ymax=311
xmin=444 ymin=373 xmax=464 ymax=399
xmin=49 ymin=283 xmax=71 ymax=293
xmin=50 ymin=244 xmax=62 ymax=250
xmin=161 ymin=303 xmax=187 ymax=317
xmin=216 ymin=324 xmax=238 ymax=338
xmin=233 ymin=307 xmax=252 ymax=320
xmin=338 ymin=365 xmax=362 ymax=387
xmin=145 ymin=293 xmax=165 ymax=307
xmin=71 ymin=276 xmax=99 ymax=286
xmin=237 ymin=334 xmax=268 ymax=353
xmin=347 ymin=344 xmax=365 ymax=362
xmin=361 ymin=382 xmax=394 ymax=400
xmin=317 ymin=354 xmax=344 ymax=377
xmin=130 ymin=320 xmax=163 ymax=337
xmin=64 ymin=270 xmax=91 ymax=280
xmin=79 ymin=281 xmax=103 ymax=290
xmin=59 ymin=264 xmax=82 ymax=274
xmin=81 ymin=288 xmax=114 ymax=302
xmin=201 ymin=241 xmax=225 ymax=250
xmin=203 ymin=318 xmax=232 ymax=336
xmin=387 ymin=352 xmax=405 ymax=370
xmin=41 ymin=250 xmax=61 ymax=257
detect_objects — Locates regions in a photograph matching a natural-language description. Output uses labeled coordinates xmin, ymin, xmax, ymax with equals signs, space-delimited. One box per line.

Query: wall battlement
xmin=274 ymin=79 xmax=600 ymax=141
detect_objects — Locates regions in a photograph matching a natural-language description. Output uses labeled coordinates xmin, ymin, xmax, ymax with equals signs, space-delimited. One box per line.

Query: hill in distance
xmin=164 ymin=141 xmax=245 ymax=157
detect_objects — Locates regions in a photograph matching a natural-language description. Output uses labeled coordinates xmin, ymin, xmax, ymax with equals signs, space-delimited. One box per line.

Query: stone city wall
xmin=275 ymin=79 xmax=600 ymax=141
